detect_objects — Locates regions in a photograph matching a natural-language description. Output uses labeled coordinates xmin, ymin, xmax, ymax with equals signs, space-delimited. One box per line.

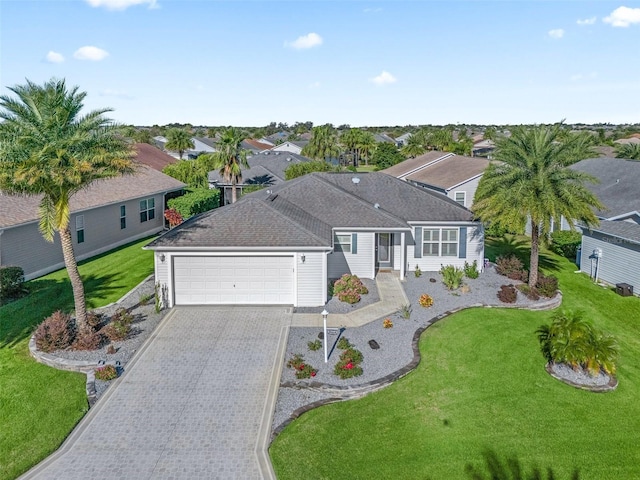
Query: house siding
xmin=1 ymin=195 xmax=166 ymax=280
xmin=580 ymin=231 xmax=640 ymax=294
xmin=296 ymin=252 xmax=326 ymax=306
xmin=447 ymin=176 xmax=481 ymax=208
xmin=406 ymin=224 xmax=484 ymax=272
xmin=328 ymin=232 xmax=375 ymax=279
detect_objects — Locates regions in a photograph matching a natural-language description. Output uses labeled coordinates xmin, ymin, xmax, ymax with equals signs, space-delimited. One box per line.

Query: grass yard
xmin=270 ymin=237 xmax=640 ymax=479
xmin=0 ymin=237 xmax=155 ymax=480
xmin=355 ymin=165 xmax=377 ymax=173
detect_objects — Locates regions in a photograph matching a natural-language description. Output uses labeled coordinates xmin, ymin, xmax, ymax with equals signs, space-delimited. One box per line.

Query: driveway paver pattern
xmin=23 ymin=306 xmax=291 ymax=480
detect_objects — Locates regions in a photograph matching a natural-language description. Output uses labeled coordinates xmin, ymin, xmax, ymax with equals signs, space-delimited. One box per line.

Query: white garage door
xmin=173 ymin=256 xmax=294 ymax=305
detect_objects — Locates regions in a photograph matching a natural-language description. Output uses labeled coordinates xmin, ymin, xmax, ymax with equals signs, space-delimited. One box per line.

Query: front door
xmin=376 ymin=233 xmax=392 ymax=269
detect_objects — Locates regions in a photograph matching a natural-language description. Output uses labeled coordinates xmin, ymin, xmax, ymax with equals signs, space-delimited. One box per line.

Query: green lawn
xmin=0 ymin=237 xmax=155 ymax=480
xmin=270 ymin=237 xmax=640 ymax=479
xmin=355 ymin=165 xmax=377 ymax=173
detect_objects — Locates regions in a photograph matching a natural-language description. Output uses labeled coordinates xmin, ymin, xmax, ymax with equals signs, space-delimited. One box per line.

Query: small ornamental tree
xmin=164 ymin=208 xmax=183 ymax=227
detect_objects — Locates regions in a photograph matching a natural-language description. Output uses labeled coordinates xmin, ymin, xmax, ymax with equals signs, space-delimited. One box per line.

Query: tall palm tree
xmin=401 ymin=130 xmax=427 ymax=158
xmin=165 ymin=128 xmax=194 ymax=159
xmin=358 ymin=131 xmax=376 ymax=165
xmin=473 ymin=123 xmax=603 ymax=288
xmin=615 ymin=142 xmax=640 ymax=160
xmin=202 ymin=127 xmax=248 ymax=204
xmin=302 ymin=124 xmax=339 ymax=161
xmin=0 ymin=78 xmax=133 ymax=333
xmin=340 ymin=128 xmax=364 ymax=166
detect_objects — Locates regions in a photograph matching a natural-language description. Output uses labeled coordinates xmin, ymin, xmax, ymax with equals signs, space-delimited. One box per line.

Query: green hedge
xmin=0 ymin=266 xmax=25 ymax=302
xmin=550 ymin=230 xmax=582 ymax=259
xmin=167 ymin=188 xmax=220 ymax=219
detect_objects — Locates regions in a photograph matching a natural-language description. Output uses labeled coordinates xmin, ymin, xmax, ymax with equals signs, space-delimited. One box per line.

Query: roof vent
xmin=266 ymin=189 xmax=272 ymax=194
xmin=374 ymin=203 xmax=380 ymax=209
xmin=269 ymin=194 xmax=279 ymax=202
xmin=286 ymin=157 xmax=292 ymax=161
xmin=275 ymin=151 xmax=280 ymax=155
xmin=264 ymin=151 xmax=270 ymax=155
xmin=352 ymin=177 xmax=361 ymax=185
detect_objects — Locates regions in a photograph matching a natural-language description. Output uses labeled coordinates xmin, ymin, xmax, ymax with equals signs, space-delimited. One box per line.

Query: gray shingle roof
xmin=582 ymin=220 xmax=640 ymax=245
xmin=406 ymin=155 xmax=490 ymax=190
xmin=381 ymin=151 xmax=453 ymax=177
xmin=150 ymin=171 xmax=475 ymax=249
xmin=0 ymin=165 xmax=185 ymax=228
xmin=208 ymin=151 xmax=312 ymax=186
xmin=571 ymin=158 xmax=640 ymax=218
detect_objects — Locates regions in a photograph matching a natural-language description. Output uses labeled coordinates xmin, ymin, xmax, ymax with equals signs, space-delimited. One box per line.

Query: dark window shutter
xmin=414 ymin=227 xmax=422 ymax=258
xmin=352 ymin=233 xmax=358 ymax=254
xmin=458 ymin=227 xmax=467 ymax=258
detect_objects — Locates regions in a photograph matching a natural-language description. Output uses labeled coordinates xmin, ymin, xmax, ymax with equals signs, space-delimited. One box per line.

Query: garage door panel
xmin=174 ymin=256 xmax=294 ymax=305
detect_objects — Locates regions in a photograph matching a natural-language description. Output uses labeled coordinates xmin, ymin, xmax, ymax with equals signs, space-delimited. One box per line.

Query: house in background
xmin=382 ymin=152 xmax=490 ymax=208
xmin=146 ymin=172 xmax=484 ymax=307
xmin=570 ymin=157 xmax=640 ymax=294
xmin=152 ymin=136 xmax=216 ymax=159
xmin=208 ymin=150 xmax=312 ymax=205
xmin=0 ymin=165 xmax=185 ymax=280
xmin=270 ymin=140 xmax=309 ymax=155
xmin=133 ymin=143 xmax=179 ymax=172
xmin=241 ymin=139 xmax=273 ymax=155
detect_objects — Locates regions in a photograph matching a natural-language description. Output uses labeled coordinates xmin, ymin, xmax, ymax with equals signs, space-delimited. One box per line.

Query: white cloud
xmin=548 ymin=29 xmax=565 ymax=39
xmin=84 ymin=0 xmax=158 ymax=10
xmin=285 ymin=33 xmax=323 ymax=50
xmin=46 ymin=51 xmax=65 ymax=63
xmin=99 ymin=89 xmax=132 ymax=99
xmin=603 ymin=6 xmax=640 ymax=27
xmin=577 ymin=16 xmax=597 ymax=26
xmin=73 ymin=46 xmax=110 ymax=61
xmin=370 ymin=71 xmax=397 ymax=86
xmin=309 ymin=81 xmax=321 ymax=89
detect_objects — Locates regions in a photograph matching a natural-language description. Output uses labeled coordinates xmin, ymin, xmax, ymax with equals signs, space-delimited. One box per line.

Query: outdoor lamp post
xmin=322 ymin=309 xmax=328 ymax=363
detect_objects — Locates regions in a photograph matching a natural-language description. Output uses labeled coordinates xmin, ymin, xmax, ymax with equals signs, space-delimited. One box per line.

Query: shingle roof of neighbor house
xmin=583 ymin=220 xmax=640 ymax=245
xmin=571 ymin=158 xmax=640 ymax=218
xmin=0 ymin=164 xmax=185 ymax=228
xmin=133 ymin=143 xmax=179 ymax=171
xmin=406 ymin=155 xmax=490 ymax=190
xmin=381 ymin=151 xmax=453 ymax=178
xmin=148 ymin=172 xmax=475 ymax=249
xmin=208 ymin=151 xmax=312 ymax=187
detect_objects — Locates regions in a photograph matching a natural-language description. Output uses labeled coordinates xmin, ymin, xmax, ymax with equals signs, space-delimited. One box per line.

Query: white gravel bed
xmin=294 ymin=277 xmax=379 ymax=314
xmin=550 ymin=363 xmax=611 ymax=387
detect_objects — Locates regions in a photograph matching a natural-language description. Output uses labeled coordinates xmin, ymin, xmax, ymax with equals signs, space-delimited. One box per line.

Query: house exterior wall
xmin=1 ymin=195 xmax=166 ymax=280
xmin=296 ymin=251 xmax=326 ymax=306
xmin=447 ymin=176 xmax=482 ymax=208
xmin=328 ymin=231 xmax=375 ymax=279
xmin=406 ymin=224 xmax=484 ymax=272
xmin=271 ymin=143 xmax=303 ymax=155
xmin=580 ymin=231 xmax=640 ymax=294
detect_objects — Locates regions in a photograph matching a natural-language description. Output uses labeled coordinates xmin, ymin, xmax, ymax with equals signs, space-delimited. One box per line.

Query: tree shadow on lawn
xmin=0 ymin=273 xmax=120 ymax=349
xmin=485 ymin=236 xmax=560 ymax=273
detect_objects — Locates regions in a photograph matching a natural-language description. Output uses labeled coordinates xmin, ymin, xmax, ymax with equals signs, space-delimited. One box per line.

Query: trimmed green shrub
xmin=286 ymin=353 xmax=317 ymax=379
xmin=414 ymin=265 xmax=422 ymax=277
xmin=463 ymin=260 xmax=480 ymax=279
xmin=101 ymin=307 xmax=133 ymax=342
xmin=334 ymin=348 xmax=364 ymax=379
xmin=440 ymin=265 xmax=464 ymax=290
xmin=285 ymin=160 xmax=337 ymax=180
xmin=337 ymin=337 xmax=352 ymax=350
xmin=332 ymin=274 xmax=368 ymax=304
xmin=308 ymin=339 xmax=322 ymax=351
xmin=95 ymin=364 xmax=118 ymax=381
xmin=536 ymin=273 xmax=559 ymax=298
xmin=34 ymin=310 xmax=74 ymax=352
xmin=550 ymin=230 xmax=582 ymax=259
xmin=0 ymin=265 xmax=25 ymax=302
xmin=516 ymin=283 xmax=540 ymax=301
xmin=167 ymin=187 xmax=220 ymax=219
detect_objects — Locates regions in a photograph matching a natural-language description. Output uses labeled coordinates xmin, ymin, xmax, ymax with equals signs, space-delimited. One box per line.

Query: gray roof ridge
xmin=262 ymin=194 xmax=332 ymax=244
xmin=307 ymin=172 xmax=412 ymax=226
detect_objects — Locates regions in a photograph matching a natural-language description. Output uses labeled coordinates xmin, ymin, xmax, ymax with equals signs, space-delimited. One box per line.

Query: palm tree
xmin=358 ymin=131 xmax=376 ymax=165
xmin=340 ymin=128 xmax=364 ymax=166
xmin=473 ymin=123 xmax=603 ymax=287
xmin=0 ymin=78 xmax=133 ymax=333
xmin=615 ymin=142 xmax=640 ymax=160
xmin=165 ymin=128 xmax=194 ymax=159
xmin=202 ymin=127 xmax=248 ymax=204
xmin=302 ymin=124 xmax=339 ymax=162
xmin=401 ymin=130 xmax=426 ymax=158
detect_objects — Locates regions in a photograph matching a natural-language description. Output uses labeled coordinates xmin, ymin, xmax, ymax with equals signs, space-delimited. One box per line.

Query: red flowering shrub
xmin=495 ymin=255 xmax=528 ymax=282
xmin=286 ymin=353 xmax=317 ymax=379
xmin=334 ymin=347 xmax=364 ymax=379
xmin=164 ymin=208 xmax=183 ymax=227
xmin=332 ymin=274 xmax=368 ymax=304
xmin=497 ymin=284 xmax=517 ymax=303
xmin=34 ymin=310 xmax=74 ymax=352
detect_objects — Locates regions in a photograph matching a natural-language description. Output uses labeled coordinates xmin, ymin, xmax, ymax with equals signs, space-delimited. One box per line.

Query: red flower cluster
xmin=345 ymin=362 xmax=354 ymax=370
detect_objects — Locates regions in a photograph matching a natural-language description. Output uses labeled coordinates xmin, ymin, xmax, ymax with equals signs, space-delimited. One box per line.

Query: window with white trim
xmin=423 ymin=227 xmax=458 ymax=257
xmin=334 ymin=234 xmax=351 ymax=253
xmin=454 ymin=191 xmax=466 ymax=207
xmin=139 ymin=198 xmax=155 ymax=223
xmin=76 ymin=215 xmax=85 ymax=244
xmin=120 ymin=205 xmax=126 ymax=229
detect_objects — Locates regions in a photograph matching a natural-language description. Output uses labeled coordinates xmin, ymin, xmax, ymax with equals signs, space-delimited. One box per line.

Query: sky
xmin=1 ymin=0 xmax=640 ymax=127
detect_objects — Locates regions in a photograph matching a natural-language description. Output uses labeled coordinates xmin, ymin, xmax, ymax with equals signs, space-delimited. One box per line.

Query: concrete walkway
xmin=22 ymin=306 xmax=291 ymax=480
xmin=291 ymin=272 xmax=409 ymax=328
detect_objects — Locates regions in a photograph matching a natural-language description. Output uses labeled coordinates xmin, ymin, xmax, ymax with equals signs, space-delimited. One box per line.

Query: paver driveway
xmin=24 ymin=306 xmax=291 ymax=480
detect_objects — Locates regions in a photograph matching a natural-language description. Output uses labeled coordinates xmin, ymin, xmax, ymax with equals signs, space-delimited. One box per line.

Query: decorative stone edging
xmin=545 ymin=362 xmax=618 ymax=393
xmin=272 ymin=291 xmax=563 ymax=439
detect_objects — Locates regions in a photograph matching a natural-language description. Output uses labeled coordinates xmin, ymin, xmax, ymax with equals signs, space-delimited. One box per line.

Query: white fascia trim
xmin=408 ymin=221 xmax=480 ymax=226
xmin=397 ymin=153 xmax=454 ymax=179
xmin=607 ymin=211 xmax=640 ymax=222
xmin=446 ymin=173 xmax=484 ymax=191
xmin=145 ymin=246 xmax=331 ymax=252
xmin=332 ymin=227 xmax=411 ymax=232
xmin=583 ymin=228 xmax=640 ymax=246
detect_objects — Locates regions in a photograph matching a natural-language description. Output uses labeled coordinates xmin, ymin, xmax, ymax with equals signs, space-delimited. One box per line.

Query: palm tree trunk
xmin=231 ymin=180 xmax=237 ymax=204
xmin=529 ymin=221 xmax=540 ymax=288
xmin=59 ymin=225 xmax=89 ymax=334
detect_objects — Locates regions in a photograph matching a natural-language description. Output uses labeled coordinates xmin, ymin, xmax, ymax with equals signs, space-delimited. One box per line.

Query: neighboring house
xmin=472 ymin=139 xmax=495 ymax=157
xmin=261 ymin=131 xmax=292 ymax=145
xmin=0 ymin=165 xmax=185 ymax=280
xmin=153 ymin=136 xmax=216 ymax=159
xmin=395 ymin=132 xmax=412 ymax=146
xmin=146 ymin=172 xmax=484 ymax=307
xmin=382 ymin=152 xmax=490 ymax=208
xmin=570 ymin=158 xmax=640 ymax=294
xmin=208 ymin=150 xmax=313 ymax=205
xmin=271 ymin=140 xmax=309 ymax=155
xmin=241 ymin=139 xmax=273 ymax=155
xmin=373 ymin=133 xmax=396 ymax=144
xmin=133 ymin=143 xmax=179 ymax=172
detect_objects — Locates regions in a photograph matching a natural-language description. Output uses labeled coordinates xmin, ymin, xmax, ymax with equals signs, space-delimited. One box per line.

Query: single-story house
xmin=382 ymin=152 xmax=490 ymax=208
xmin=270 ymin=140 xmax=309 ymax=155
xmin=0 ymin=165 xmax=185 ymax=280
xmin=571 ymin=157 xmax=640 ymax=294
xmin=241 ymin=139 xmax=273 ymax=155
xmin=133 ymin=143 xmax=179 ymax=172
xmin=208 ymin=150 xmax=313 ymax=205
xmin=146 ymin=172 xmax=484 ymax=307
